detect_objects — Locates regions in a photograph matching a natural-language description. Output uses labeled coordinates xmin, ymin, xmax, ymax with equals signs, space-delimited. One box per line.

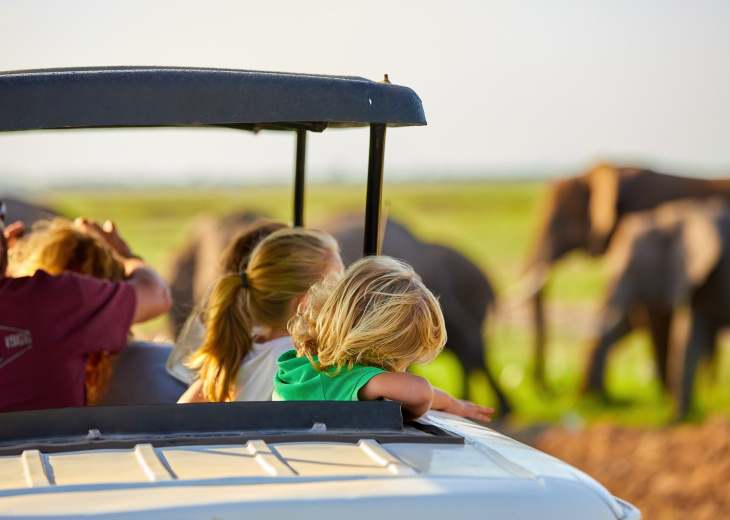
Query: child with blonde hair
xmin=167 ymin=219 xmax=288 ymax=384
xmin=178 ymin=227 xmax=343 ymax=403
xmin=9 ymin=217 xmax=129 ymax=406
xmin=10 ymin=217 xmax=126 ymax=281
xmin=275 ymin=255 xmax=493 ymax=421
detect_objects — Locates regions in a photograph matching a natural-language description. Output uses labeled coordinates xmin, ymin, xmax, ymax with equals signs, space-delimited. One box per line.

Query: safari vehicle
xmin=0 ymin=67 xmax=641 ymax=519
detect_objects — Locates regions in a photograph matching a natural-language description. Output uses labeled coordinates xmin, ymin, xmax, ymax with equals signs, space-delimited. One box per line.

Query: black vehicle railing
xmin=0 ymin=401 xmax=463 ymax=455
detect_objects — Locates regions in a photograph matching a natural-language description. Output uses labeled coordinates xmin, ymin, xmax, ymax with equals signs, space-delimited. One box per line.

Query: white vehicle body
xmin=0 ymin=408 xmax=640 ymax=520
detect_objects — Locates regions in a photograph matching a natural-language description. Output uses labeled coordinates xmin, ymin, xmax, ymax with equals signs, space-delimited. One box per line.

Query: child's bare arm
xmin=431 ymin=388 xmax=494 ymax=422
xmin=177 ymin=379 xmax=206 ymax=403
xmin=358 ymin=372 xmax=434 ymax=420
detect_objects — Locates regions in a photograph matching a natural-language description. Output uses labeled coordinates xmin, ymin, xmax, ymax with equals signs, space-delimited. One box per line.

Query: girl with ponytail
xmin=167 ymin=219 xmax=288 ymax=383
xmin=178 ymin=227 xmax=342 ymax=403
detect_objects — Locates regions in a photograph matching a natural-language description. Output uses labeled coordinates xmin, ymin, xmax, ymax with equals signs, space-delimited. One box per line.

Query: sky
xmin=1 ymin=0 xmax=729 ymax=187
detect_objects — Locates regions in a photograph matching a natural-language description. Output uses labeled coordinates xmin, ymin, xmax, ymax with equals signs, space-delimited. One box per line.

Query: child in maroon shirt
xmin=0 ymin=211 xmax=171 ymax=413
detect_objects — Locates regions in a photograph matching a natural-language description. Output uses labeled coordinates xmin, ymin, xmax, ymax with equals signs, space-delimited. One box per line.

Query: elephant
xmin=168 ymin=213 xmax=508 ymax=414
xmin=525 ymin=164 xmax=730 ymax=389
xmin=584 ymin=198 xmax=730 ymax=418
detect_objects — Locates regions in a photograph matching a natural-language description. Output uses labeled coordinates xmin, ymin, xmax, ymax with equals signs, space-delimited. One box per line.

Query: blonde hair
xmin=221 ymin=219 xmax=289 ymax=274
xmin=188 ymin=227 xmax=340 ymax=402
xmin=289 ymin=255 xmax=447 ymax=374
xmin=10 ymin=218 xmax=125 ymax=281
xmin=9 ymin=217 xmax=127 ymax=406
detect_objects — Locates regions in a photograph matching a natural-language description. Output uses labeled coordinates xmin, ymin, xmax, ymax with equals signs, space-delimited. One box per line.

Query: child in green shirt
xmin=274 ymin=255 xmax=493 ymax=421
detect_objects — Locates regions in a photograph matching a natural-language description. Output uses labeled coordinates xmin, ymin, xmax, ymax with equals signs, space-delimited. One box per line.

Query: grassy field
xmin=31 ymin=181 xmax=730 ymax=426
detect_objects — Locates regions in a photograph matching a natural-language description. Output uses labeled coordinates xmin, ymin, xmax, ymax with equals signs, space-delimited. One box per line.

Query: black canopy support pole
xmin=363 ymin=123 xmax=387 ymax=255
xmin=293 ymin=129 xmax=307 ymax=227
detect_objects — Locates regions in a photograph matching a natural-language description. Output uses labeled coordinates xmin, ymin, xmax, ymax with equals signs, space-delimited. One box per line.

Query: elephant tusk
xmin=500 ymin=264 xmax=549 ymax=310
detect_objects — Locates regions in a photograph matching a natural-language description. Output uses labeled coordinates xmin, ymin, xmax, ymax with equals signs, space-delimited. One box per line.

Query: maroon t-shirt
xmin=0 ymin=270 xmax=136 ymax=412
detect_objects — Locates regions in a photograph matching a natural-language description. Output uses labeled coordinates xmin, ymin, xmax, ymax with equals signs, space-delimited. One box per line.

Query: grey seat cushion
xmin=97 ymin=342 xmax=188 ymax=406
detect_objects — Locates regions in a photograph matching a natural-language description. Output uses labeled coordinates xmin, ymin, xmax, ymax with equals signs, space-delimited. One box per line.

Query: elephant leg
xmin=708 ymin=340 xmax=720 ymax=386
xmin=168 ymin=241 xmax=199 ymax=338
xmin=486 ymin=366 xmax=511 ymax=417
xmin=533 ymin=288 xmax=549 ymax=391
xmin=455 ymin=341 xmax=511 ymax=416
xmin=645 ymin=306 xmax=672 ymax=392
xmin=670 ymin=310 xmax=716 ymax=419
xmin=584 ymin=306 xmax=633 ymax=396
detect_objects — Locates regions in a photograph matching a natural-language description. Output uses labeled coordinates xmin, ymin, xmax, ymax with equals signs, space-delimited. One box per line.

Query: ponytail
xmin=188 ymin=226 xmax=341 ymax=402
xmin=187 ymin=273 xmax=252 ymax=402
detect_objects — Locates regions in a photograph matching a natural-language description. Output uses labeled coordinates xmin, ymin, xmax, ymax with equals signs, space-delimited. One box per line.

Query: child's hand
xmin=443 ymin=398 xmax=494 ymax=422
xmin=3 ymin=221 xmax=25 ymax=249
xmin=430 ymin=388 xmax=494 ymax=421
xmin=74 ymin=218 xmax=135 ymax=258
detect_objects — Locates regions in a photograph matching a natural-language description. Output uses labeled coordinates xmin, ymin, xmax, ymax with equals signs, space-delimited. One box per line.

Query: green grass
xmin=30 ymin=182 xmax=730 ymax=426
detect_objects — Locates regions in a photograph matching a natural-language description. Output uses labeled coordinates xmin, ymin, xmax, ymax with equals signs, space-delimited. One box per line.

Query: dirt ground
xmin=525 ymin=416 xmax=730 ymax=520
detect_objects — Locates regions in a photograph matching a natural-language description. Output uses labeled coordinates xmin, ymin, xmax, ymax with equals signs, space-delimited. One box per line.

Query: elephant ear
xmin=587 ymin=164 xmax=619 ymax=255
xmin=674 ymin=212 xmax=721 ymax=303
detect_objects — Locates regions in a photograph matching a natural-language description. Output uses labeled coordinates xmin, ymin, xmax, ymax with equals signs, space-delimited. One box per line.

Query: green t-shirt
xmin=273 ymin=350 xmax=387 ymax=402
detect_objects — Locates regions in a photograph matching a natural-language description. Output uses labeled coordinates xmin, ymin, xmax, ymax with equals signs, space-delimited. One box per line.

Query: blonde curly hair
xmin=9 ymin=217 xmax=127 ymax=406
xmin=289 ymin=255 xmax=447 ymax=374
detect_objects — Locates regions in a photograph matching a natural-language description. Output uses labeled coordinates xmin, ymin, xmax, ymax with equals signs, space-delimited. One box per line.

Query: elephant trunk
xmin=504 ymin=262 xmax=549 ymax=305
xmin=583 ymin=305 xmax=632 ymax=396
xmin=510 ymin=262 xmax=551 ymax=390
xmin=524 ymin=217 xmax=561 ymax=391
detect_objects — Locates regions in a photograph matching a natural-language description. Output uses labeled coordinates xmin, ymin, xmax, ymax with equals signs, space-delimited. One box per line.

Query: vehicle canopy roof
xmin=0 ymin=66 xmax=426 ymax=132
xmin=0 ymin=66 xmax=426 ymax=251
